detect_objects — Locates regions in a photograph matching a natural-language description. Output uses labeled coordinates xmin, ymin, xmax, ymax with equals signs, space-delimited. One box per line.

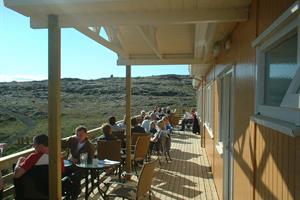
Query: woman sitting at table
xmin=97 ymin=123 xmax=118 ymax=141
xmin=149 ymin=121 xmax=157 ymax=136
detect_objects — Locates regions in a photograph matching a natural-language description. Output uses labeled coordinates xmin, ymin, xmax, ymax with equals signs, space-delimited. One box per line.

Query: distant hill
xmin=0 ymin=74 xmax=195 ymax=154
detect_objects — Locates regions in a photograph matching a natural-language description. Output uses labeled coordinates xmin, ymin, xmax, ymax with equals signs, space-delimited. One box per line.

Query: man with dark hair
xmin=67 ymin=125 xmax=95 ymax=164
xmin=66 ymin=125 xmax=95 ymax=199
xmin=14 ymin=134 xmax=52 ymax=178
xmin=108 ymin=116 xmax=122 ymax=132
xmin=13 ymin=134 xmax=65 ymax=199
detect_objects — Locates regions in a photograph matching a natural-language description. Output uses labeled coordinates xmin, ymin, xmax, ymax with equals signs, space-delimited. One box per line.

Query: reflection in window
xmin=264 ymin=34 xmax=298 ymax=106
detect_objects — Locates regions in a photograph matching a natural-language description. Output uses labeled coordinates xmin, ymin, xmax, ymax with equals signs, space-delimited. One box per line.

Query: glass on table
xmin=80 ymin=153 xmax=88 ymax=164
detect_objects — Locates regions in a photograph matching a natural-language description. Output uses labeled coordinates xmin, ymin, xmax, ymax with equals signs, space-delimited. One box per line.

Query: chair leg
xmin=167 ymin=151 xmax=172 ymax=161
xmin=149 ymin=190 xmax=152 ymax=200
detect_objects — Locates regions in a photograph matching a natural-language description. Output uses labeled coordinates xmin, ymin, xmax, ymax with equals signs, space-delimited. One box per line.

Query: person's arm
xmin=88 ymin=142 xmax=96 ymax=160
xmin=13 ymin=157 xmax=26 ymax=178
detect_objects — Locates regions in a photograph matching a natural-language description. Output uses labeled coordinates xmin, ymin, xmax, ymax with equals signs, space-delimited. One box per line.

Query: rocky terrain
xmin=0 ymin=75 xmax=195 ymax=155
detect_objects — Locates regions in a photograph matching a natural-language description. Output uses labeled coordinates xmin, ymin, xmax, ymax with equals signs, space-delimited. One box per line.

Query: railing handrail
xmin=0 ymin=113 xmax=144 ymax=198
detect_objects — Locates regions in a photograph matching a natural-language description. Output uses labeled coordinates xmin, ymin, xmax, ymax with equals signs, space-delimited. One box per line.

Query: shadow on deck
xmin=78 ymin=132 xmax=218 ymax=200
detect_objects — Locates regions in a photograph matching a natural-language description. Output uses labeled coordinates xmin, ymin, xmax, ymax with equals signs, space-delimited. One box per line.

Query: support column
xmin=125 ymin=65 xmax=132 ymax=174
xmin=201 ymin=77 xmax=205 ymax=148
xmin=48 ymin=15 xmax=62 ymax=200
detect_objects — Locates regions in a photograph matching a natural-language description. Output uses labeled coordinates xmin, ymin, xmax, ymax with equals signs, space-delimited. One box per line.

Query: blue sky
xmin=0 ymin=2 xmax=189 ymax=82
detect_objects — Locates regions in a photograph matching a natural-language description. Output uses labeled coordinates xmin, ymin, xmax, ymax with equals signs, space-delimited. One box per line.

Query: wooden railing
xmin=0 ymin=110 xmax=181 ymax=199
xmin=0 ymin=114 xmax=139 ymax=199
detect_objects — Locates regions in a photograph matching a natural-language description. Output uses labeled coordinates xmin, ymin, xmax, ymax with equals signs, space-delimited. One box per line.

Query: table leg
xmin=85 ymin=170 xmax=89 ymax=200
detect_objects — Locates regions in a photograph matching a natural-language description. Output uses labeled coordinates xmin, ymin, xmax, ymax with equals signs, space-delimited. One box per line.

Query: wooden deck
xmin=151 ymin=132 xmax=218 ymax=200
xmin=79 ymin=132 xmax=219 ymax=200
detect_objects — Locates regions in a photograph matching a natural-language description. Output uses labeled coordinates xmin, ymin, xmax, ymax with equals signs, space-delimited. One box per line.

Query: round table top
xmin=76 ymin=159 xmax=120 ymax=169
xmin=64 ymin=159 xmax=73 ymax=167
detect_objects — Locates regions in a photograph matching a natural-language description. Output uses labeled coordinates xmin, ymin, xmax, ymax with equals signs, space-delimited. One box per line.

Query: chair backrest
xmin=132 ymin=133 xmax=148 ymax=146
xmin=14 ymin=165 xmax=49 ymax=200
xmin=112 ymin=130 xmax=125 ymax=140
xmin=97 ymin=140 xmax=121 ymax=161
xmin=136 ymin=158 xmax=158 ymax=199
xmin=134 ymin=135 xmax=151 ymax=161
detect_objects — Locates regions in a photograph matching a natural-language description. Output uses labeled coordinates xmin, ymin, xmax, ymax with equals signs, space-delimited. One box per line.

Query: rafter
xmin=194 ymin=23 xmax=209 ymax=60
xmin=136 ymin=26 xmax=162 ymax=59
xmin=103 ymin=26 xmax=125 ymax=51
xmin=74 ymin=26 xmax=129 ymax=58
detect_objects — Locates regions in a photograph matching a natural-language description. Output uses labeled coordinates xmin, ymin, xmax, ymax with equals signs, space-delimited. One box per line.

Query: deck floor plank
xmin=79 ymin=131 xmax=218 ymax=200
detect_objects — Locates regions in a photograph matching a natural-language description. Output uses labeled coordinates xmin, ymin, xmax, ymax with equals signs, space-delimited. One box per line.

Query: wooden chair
xmin=97 ymin=140 xmax=121 ymax=178
xmin=13 ymin=165 xmax=72 ymax=200
xmin=97 ymin=140 xmax=121 ymax=161
xmin=131 ymin=133 xmax=148 ymax=146
xmin=132 ymin=135 xmax=151 ymax=174
xmin=121 ymin=135 xmax=151 ymax=175
xmin=105 ymin=158 xmax=158 ymax=200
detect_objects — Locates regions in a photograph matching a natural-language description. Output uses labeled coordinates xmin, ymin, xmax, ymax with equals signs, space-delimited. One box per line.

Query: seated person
xmin=66 ymin=125 xmax=95 ymax=198
xmin=108 ymin=116 xmax=122 ymax=132
xmin=162 ymin=116 xmax=173 ymax=134
xmin=98 ymin=123 xmax=117 ymax=141
xmin=67 ymin=125 xmax=95 ymax=164
xmin=141 ymin=115 xmax=151 ymax=133
xmin=13 ymin=134 xmax=65 ymax=199
xmin=0 ymin=170 xmax=3 ymax=200
xmin=131 ymin=117 xmax=146 ymax=133
xmin=117 ymin=115 xmax=126 ymax=129
xmin=181 ymin=109 xmax=193 ymax=131
xmin=150 ymin=112 xmax=159 ymax=122
xmin=149 ymin=121 xmax=157 ymax=135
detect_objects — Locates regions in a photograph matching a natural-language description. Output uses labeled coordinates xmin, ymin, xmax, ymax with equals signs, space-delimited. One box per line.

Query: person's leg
xmin=0 ymin=189 xmax=3 ymax=200
xmin=181 ymin=119 xmax=186 ymax=131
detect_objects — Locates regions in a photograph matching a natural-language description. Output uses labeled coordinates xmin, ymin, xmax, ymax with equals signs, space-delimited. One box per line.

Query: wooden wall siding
xmin=202 ymin=0 xmax=299 ymax=199
xmin=204 ymin=127 xmax=214 ymax=171
xmin=257 ymin=0 xmax=296 ymax=35
xmin=255 ymin=124 xmax=300 ymax=200
xmin=213 ymin=78 xmax=224 ymax=200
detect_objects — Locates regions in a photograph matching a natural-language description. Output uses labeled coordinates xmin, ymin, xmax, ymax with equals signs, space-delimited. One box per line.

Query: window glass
xmin=264 ymin=34 xmax=298 ymax=106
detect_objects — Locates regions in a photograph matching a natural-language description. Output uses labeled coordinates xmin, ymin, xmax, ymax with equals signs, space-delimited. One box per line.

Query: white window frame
xmin=252 ymin=1 xmax=300 ymax=136
xmin=204 ymin=82 xmax=214 ymax=138
xmin=196 ymin=86 xmax=203 ymax=123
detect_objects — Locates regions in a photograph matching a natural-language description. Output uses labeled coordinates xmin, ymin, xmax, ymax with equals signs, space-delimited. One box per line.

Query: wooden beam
xmin=125 ymin=65 xmax=132 ymax=175
xmin=48 ymin=14 xmax=62 ymax=200
xmin=136 ymin=26 xmax=162 ymax=59
xmin=75 ymin=26 xmax=129 ymax=58
xmin=29 ymin=8 xmax=248 ymax=28
xmin=104 ymin=26 xmax=127 ymax=53
xmin=194 ymin=23 xmax=208 ymax=60
xmin=117 ymin=55 xmax=202 ymax=65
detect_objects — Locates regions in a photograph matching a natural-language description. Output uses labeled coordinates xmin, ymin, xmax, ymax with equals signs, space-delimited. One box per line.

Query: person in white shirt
xmin=141 ymin=115 xmax=151 ymax=133
xmin=108 ymin=116 xmax=122 ymax=132
xmin=181 ymin=109 xmax=193 ymax=131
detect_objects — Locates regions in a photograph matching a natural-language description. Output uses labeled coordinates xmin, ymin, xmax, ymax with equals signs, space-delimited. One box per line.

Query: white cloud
xmin=0 ymin=74 xmax=47 ymax=82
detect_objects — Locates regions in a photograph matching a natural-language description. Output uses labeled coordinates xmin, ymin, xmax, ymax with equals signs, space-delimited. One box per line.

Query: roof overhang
xmin=4 ymin=0 xmax=250 ymax=72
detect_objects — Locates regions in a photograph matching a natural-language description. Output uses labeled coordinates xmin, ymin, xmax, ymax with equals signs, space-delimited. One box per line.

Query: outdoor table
xmin=64 ymin=159 xmax=73 ymax=168
xmin=76 ymin=159 xmax=120 ymax=200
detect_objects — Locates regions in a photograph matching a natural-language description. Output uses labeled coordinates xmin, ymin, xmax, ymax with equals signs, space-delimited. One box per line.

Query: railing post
xmin=125 ymin=65 xmax=132 ymax=175
xmin=48 ymin=14 xmax=62 ymax=200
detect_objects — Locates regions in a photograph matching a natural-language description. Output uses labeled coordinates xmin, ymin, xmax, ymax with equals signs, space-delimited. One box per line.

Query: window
xmin=252 ymin=2 xmax=300 ymax=136
xmin=204 ymin=82 xmax=214 ymax=138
